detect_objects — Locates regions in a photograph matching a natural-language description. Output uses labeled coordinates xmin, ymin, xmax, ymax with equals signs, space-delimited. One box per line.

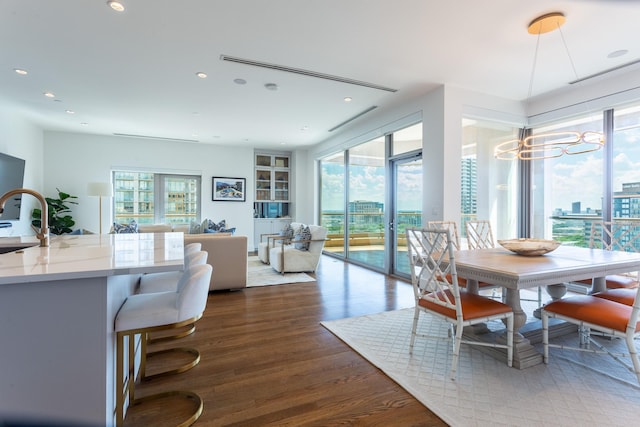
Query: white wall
xmin=43 ymin=132 xmax=256 ymax=243
xmin=0 ymin=105 xmax=44 ymax=237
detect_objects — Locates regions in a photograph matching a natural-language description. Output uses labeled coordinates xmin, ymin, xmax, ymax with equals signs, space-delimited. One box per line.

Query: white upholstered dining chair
xmin=406 ymin=227 xmax=514 ymax=380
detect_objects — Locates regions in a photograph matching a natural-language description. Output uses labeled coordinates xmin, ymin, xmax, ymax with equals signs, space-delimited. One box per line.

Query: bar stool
xmin=114 ymin=263 xmax=212 ymax=427
xmin=139 ymin=250 xmax=208 ymax=344
xmin=136 ymin=243 xmax=204 ymax=293
xmin=139 ymin=250 xmax=208 ymax=294
xmin=185 ymin=242 xmax=202 ymax=255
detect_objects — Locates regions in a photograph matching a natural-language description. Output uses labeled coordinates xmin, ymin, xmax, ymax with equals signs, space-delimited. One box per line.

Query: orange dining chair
xmin=406 ymin=227 xmax=514 ymax=380
xmin=429 ymin=220 xmax=501 ymax=297
xmin=575 ymin=221 xmax=640 ymax=290
xmin=542 ymin=285 xmax=640 ymax=385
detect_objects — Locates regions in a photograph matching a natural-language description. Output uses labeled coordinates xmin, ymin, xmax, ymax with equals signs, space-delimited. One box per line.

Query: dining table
xmin=454 ymin=244 xmax=640 ymax=369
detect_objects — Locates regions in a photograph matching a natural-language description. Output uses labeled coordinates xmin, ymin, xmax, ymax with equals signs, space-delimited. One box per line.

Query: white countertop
xmin=0 ymin=232 xmax=184 ymax=285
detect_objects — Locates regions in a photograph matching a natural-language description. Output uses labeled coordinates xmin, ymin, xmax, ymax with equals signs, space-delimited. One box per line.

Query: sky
xmin=320 ymin=162 xmax=422 ymax=212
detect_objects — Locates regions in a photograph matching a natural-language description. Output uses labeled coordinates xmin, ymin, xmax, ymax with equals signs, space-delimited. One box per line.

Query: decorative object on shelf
xmin=494 ymin=12 xmax=604 ymax=161
xmin=31 ymin=188 xmax=78 ymax=235
xmin=87 ymin=182 xmax=113 ymax=234
xmin=497 ymin=238 xmax=561 ymax=256
xmin=212 ymin=177 xmax=246 ymax=202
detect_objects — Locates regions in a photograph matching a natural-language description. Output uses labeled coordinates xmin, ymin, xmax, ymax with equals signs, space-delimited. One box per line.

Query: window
xmin=320 ymin=152 xmax=345 ymax=255
xmin=113 ymin=171 xmax=201 ymax=225
xmin=531 ymin=113 xmax=604 ymax=245
xmin=460 ymin=119 xmax=519 ymax=243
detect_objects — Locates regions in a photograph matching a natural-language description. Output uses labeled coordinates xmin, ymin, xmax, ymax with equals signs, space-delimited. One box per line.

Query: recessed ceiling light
xmin=14 ymin=68 xmax=27 ymax=75
xmin=65 ymin=110 xmax=75 ymax=114
xmin=80 ymin=122 xmax=89 ymax=126
xmin=43 ymin=92 xmax=55 ymax=98
xmin=608 ymin=49 xmax=628 ymax=59
xmin=344 ymin=96 xmax=353 ymax=102
xmin=234 ymin=78 xmax=247 ymax=85
xmin=196 ymin=72 xmax=207 ymax=79
xmin=107 ymin=1 xmax=125 ymax=12
xmin=264 ymin=83 xmax=278 ymax=91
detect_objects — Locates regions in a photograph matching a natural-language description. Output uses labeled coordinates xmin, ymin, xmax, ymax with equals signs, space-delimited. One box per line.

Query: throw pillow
xmin=293 ymin=225 xmax=312 ymax=250
xmin=279 ymin=223 xmax=294 ymax=239
xmin=206 ymin=219 xmax=226 ymax=231
xmin=189 ymin=221 xmax=202 ymax=234
xmin=113 ymin=220 xmax=138 ymax=234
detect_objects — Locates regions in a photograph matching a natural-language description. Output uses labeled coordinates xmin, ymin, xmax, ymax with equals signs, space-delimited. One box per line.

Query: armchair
xmin=257 ymin=233 xmax=287 ymax=264
xmin=269 ymin=224 xmax=328 ymax=273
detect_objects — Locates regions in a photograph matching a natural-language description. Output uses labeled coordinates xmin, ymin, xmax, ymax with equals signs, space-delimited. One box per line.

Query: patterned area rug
xmin=321 ymin=308 xmax=640 ymax=426
xmin=246 ymin=256 xmax=316 ymax=287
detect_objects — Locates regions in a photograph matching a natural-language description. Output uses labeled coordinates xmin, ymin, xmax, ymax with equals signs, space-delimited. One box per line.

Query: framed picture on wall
xmin=212 ymin=177 xmax=246 ymax=202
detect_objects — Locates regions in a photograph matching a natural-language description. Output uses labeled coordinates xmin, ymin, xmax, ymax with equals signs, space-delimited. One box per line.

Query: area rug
xmin=321 ymin=308 xmax=640 ymax=426
xmin=246 ymin=256 xmax=316 ymax=287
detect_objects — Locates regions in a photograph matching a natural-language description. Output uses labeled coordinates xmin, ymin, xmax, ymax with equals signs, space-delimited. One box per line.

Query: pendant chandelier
xmin=494 ymin=12 xmax=605 ymax=161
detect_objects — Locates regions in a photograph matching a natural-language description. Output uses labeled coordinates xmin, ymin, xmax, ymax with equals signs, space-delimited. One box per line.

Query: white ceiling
xmin=1 ymin=0 xmax=640 ymax=150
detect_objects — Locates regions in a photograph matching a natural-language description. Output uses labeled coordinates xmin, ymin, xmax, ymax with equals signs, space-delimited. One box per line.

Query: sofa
xmin=135 ymin=223 xmax=248 ymax=291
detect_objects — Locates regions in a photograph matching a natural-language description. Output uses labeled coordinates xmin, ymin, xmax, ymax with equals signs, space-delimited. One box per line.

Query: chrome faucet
xmin=0 ymin=188 xmax=49 ymax=247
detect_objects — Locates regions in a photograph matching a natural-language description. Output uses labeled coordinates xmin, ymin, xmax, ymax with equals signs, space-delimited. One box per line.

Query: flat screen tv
xmin=0 ymin=152 xmax=26 ymax=220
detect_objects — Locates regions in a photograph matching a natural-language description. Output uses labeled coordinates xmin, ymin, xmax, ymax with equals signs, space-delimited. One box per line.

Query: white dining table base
xmin=465 ymin=280 xmax=579 ymax=369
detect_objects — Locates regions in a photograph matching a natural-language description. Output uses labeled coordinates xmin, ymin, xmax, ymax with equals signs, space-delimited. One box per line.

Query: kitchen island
xmin=0 ymin=232 xmax=184 ymax=426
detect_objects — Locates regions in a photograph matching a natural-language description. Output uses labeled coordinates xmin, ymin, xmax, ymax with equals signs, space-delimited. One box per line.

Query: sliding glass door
xmin=391 ymin=154 xmax=422 ymax=276
xmin=319 ymin=122 xmax=422 ymax=275
xmin=347 ymin=138 xmax=386 ymax=269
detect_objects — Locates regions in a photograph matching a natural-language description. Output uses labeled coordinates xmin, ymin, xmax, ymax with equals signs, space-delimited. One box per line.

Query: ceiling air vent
xmin=220 ymin=55 xmax=398 ymax=93
xmin=329 ymin=106 xmax=378 ymax=132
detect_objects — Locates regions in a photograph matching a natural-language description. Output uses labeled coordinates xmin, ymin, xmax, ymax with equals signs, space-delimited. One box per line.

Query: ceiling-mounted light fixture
xmin=494 ymin=12 xmax=604 ymax=160
xmin=195 ymin=72 xmax=207 ymax=79
xmin=107 ymin=1 xmax=125 ymax=12
xmin=264 ymin=83 xmax=278 ymax=91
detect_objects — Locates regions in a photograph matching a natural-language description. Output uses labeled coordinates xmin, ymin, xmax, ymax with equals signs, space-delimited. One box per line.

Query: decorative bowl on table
xmin=497 ymin=238 xmax=561 ymax=256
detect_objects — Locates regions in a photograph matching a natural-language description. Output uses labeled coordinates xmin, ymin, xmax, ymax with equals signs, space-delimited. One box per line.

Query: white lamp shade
xmin=87 ymin=182 xmax=113 ymax=197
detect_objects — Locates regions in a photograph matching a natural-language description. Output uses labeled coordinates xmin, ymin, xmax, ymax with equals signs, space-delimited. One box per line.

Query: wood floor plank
xmin=124 ymin=255 xmax=446 ymax=426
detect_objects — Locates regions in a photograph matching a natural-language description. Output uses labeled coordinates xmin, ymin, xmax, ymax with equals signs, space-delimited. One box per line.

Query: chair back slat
xmin=466 ymin=220 xmax=495 ymax=250
xmin=428 ymin=221 xmax=460 ymax=250
xmin=406 ymin=227 xmax=460 ymax=316
xmin=589 ymin=221 xmax=640 ymax=253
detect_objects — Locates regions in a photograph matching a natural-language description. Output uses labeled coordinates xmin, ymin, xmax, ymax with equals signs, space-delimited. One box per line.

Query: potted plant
xmin=31 ymin=188 xmax=78 ymax=235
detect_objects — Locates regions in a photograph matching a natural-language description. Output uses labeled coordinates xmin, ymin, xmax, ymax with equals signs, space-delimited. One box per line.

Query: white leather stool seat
xmin=116 ymin=263 xmax=211 ymax=332
xmin=115 ymin=291 xmax=179 ymax=331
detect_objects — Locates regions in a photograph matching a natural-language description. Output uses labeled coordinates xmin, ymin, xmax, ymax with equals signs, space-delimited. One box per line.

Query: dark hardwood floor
xmin=125 ymin=255 xmax=447 ymax=426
